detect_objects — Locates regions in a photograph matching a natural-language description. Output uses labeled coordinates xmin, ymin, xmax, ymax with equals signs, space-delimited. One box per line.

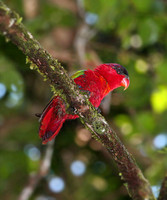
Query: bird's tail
xmin=39 ymin=96 xmax=66 ymax=144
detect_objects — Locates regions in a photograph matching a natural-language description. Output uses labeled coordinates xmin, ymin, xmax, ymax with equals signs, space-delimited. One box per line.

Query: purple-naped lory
xmin=38 ymin=63 xmax=130 ymax=144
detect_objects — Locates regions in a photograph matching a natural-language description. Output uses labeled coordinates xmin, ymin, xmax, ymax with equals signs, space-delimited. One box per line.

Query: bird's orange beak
xmin=121 ymin=77 xmax=130 ymax=90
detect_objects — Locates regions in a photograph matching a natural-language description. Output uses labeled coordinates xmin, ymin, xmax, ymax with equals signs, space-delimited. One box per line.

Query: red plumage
xmin=39 ymin=63 xmax=130 ymax=144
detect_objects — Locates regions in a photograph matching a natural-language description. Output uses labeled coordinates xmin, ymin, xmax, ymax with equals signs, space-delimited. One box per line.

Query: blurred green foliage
xmin=0 ymin=0 xmax=167 ymax=199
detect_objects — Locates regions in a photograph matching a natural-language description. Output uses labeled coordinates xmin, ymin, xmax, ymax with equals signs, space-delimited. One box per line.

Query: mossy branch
xmin=0 ymin=1 xmax=156 ymax=200
xmin=158 ymin=173 xmax=167 ymax=200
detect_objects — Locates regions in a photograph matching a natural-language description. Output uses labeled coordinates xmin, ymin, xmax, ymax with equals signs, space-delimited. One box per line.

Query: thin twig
xmin=18 ymin=140 xmax=55 ymax=200
xmin=158 ymin=173 xmax=167 ymax=200
xmin=74 ymin=0 xmax=96 ymax=66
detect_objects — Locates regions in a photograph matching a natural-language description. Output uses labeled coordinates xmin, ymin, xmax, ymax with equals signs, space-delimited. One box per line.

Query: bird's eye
xmin=116 ymin=68 xmax=122 ymax=74
xmin=115 ymin=66 xmax=129 ymax=76
xmin=106 ymin=63 xmax=129 ymax=76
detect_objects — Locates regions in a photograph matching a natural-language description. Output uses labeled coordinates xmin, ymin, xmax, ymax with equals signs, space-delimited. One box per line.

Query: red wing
xmin=74 ymin=70 xmax=102 ymax=107
xmin=39 ymin=96 xmax=66 ymax=144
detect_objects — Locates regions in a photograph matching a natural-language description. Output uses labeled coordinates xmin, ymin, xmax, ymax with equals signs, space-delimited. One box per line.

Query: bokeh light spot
xmin=151 ymin=185 xmax=160 ymax=198
xmin=11 ymin=84 xmax=17 ymax=92
xmin=135 ymin=59 xmax=149 ymax=73
xmin=92 ymin=176 xmax=107 ymax=191
xmin=85 ymin=12 xmax=98 ymax=25
xmin=5 ymin=92 xmax=23 ymax=108
xmin=151 ymin=86 xmax=167 ymax=113
xmin=121 ymin=122 xmax=133 ymax=135
xmin=153 ymin=133 xmax=167 ymax=149
xmin=75 ymin=128 xmax=91 ymax=146
xmin=24 ymin=144 xmax=41 ymax=161
xmin=130 ymin=34 xmax=142 ymax=48
xmin=70 ymin=160 xmax=86 ymax=176
xmin=49 ymin=177 xmax=65 ymax=193
xmin=0 ymin=83 xmax=6 ymax=99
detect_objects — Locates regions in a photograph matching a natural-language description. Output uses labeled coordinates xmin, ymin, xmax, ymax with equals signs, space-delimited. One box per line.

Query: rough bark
xmin=0 ymin=1 xmax=156 ymax=199
xmin=158 ymin=173 xmax=167 ymax=200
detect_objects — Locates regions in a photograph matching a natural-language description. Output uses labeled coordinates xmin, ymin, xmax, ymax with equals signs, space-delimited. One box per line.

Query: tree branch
xmin=158 ymin=173 xmax=167 ymax=200
xmin=0 ymin=2 xmax=155 ymax=199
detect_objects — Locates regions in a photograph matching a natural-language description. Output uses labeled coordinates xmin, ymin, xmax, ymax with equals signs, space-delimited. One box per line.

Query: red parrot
xmin=38 ymin=63 xmax=130 ymax=144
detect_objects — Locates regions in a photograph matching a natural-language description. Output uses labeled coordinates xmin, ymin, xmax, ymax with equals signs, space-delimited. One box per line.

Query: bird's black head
xmin=109 ymin=63 xmax=129 ymax=77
